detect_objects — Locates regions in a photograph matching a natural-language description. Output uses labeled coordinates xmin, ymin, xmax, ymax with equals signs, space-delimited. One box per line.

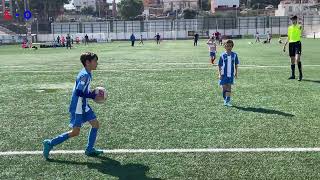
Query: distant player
xmin=130 ymin=33 xmax=136 ymax=47
xmin=43 ymin=52 xmax=105 ymax=160
xmin=214 ymin=31 xmax=223 ymax=45
xmin=283 ymin=15 xmax=303 ymax=81
xmin=194 ymin=33 xmax=199 ymax=46
xmin=61 ymin=36 xmax=65 ymax=47
xmin=66 ymin=34 xmax=71 ymax=49
xmin=218 ymin=40 xmax=239 ymax=107
xmin=267 ymin=31 xmax=272 ymax=43
xmin=139 ymin=34 xmax=144 ymax=45
xmin=255 ymin=32 xmax=260 ymax=43
xmin=207 ymin=36 xmax=217 ymax=64
xmin=214 ymin=31 xmax=220 ymax=41
xmin=57 ymin=36 xmax=60 ymax=44
xmin=155 ymin=33 xmax=161 ymax=44
xmin=218 ymin=34 xmax=223 ymax=46
xmin=85 ymin=34 xmax=89 ymax=45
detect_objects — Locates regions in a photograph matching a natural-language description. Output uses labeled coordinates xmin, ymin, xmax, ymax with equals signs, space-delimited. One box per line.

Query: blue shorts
xmin=210 ymin=52 xmax=216 ymax=58
xmin=219 ymin=76 xmax=234 ymax=86
xmin=69 ymin=109 xmax=96 ymax=128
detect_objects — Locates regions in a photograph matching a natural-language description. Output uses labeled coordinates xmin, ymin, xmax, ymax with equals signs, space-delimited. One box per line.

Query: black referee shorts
xmin=289 ymin=41 xmax=302 ymax=57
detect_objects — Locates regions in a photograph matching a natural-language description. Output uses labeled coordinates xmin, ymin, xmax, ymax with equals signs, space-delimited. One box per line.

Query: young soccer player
xmin=255 ymin=32 xmax=260 ymax=43
xmin=218 ymin=40 xmax=239 ymax=107
xmin=42 ymin=52 xmax=104 ymax=160
xmin=130 ymin=33 xmax=136 ymax=47
xmin=139 ymin=34 xmax=144 ymax=45
xmin=155 ymin=33 xmax=161 ymax=44
xmin=61 ymin=35 xmax=65 ymax=47
xmin=267 ymin=31 xmax=272 ymax=43
xmin=66 ymin=34 xmax=71 ymax=49
xmin=283 ymin=15 xmax=303 ymax=81
xmin=84 ymin=34 xmax=89 ymax=45
xmin=194 ymin=33 xmax=199 ymax=46
xmin=207 ymin=36 xmax=217 ymax=64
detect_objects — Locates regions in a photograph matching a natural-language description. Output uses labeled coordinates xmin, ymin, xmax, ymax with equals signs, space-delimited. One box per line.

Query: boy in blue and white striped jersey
xmin=42 ymin=52 xmax=104 ymax=160
xmin=218 ymin=40 xmax=239 ymax=107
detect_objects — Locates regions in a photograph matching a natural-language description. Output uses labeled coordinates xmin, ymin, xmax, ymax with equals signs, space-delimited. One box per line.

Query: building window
xmin=288 ymin=6 xmax=292 ymax=12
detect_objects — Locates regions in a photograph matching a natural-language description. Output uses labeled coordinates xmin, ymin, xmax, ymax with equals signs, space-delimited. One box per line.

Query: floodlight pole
xmin=23 ymin=0 xmax=29 ymax=11
xmin=98 ymin=0 xmax=101 ymax=17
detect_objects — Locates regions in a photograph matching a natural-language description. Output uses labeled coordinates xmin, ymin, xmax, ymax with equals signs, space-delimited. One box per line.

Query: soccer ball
xmin=93 ymin=87 xmax=107 ymax=104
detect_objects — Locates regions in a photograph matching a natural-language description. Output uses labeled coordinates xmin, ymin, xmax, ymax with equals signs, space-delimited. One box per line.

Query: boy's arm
xmin=218 ymin=56 xmax=223 ymax=79
xmin=235 ymin=54 xmax=239 ymax=78
xmin=76 ymin=89 xmax=96 ymax=99
xmin=75 ymin=75 xmax=97 ymax=99
xmin=283 ymin=27 xmax=290 ymax=52
xmin=206 ymin=39 xmax=211 ymax=44
xmin=235 ymin=65 xmax=238 ymax=78
xmin=283 ymin=36 xmax=289 ymax=52
xmin=218 ymin=66 xmax=222 ymax=79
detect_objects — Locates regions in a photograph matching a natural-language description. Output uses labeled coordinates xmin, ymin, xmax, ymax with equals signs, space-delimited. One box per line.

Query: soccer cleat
xmin=298 ymin=74 xmax=303 ymax=81
xmin=223 ymin=101 xmax=231 ymax=107
xmin=288 ymin=76 xmax=295 ymax=80
xmin=224 ymin=101 xmax=227 ymax=106
xmin=43 ymin=139 xmax=53 ymax=160
xmin=85 ymin=148 xmax=104 ymax=157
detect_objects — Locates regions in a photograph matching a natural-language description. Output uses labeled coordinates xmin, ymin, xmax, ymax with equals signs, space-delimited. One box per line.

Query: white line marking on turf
xmin=1 ymin=65 xmax=319 ymax=73
xmin=2 ymin=148 xmax=320 ymax=156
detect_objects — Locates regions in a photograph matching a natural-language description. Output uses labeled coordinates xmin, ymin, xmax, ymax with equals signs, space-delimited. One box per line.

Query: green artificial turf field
xmin=0 ymin=39 xmax=320 ymax=179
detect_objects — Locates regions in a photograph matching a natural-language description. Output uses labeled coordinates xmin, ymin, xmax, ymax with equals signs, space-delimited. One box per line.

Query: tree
xmin=15 ymin=0 xmax=70 ymax=22
xmin=183 ymin=8 xmax=197 ymax=19
xmin=240 ymin=0 xmax=281 ymax=9
xmin=117 ymin=0 xmax=144 ymax=20
xmin=199 ymin=0 xmax=210 ymax=11
xmin=81 ymin=6 xmax=96 ymax=16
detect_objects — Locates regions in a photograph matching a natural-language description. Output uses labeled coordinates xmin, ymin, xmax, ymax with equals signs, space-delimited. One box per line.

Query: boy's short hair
xmin=224 ymin=39 xmax=234 ymax=47
xmin=80 ymin=52 xmax=98 ymax=67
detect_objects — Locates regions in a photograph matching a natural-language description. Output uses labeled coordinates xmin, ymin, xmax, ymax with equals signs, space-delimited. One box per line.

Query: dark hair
xmin=291 ymin=15 xmax=298 ymax=20
xmin=80 ymin=52 xmax=98 ymax=67
xmin=224 ymin=39 xmax=234 ymax=47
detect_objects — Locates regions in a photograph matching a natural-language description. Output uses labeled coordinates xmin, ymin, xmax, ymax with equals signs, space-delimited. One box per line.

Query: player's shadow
xmin=302 ymin=79 xmax=320 ymax=84
xmin=49 ymin=156 xmax=161 ymax=180
xmin=233 ymin=106 xmax=294 ymax=117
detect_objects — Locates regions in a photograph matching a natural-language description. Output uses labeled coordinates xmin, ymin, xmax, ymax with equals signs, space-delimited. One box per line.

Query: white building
xmin=163 ymin=0 xmax=198 ymax=12
xmin=73 ymin=0 xmax=97 ymax=11
xmin=211 ymin=0 xmax=239 ymax=13
xmin=275 ymin=0 xmax=320 ymax=16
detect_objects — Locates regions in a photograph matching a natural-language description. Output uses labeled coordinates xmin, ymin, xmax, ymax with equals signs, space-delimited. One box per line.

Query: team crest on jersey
xmin=80 ymin=76 xmax=87 ymax=85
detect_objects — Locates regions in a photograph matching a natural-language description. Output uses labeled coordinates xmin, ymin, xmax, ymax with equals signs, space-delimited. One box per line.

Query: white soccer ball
xmin=94 ymin=87 xmax=107 ymax=104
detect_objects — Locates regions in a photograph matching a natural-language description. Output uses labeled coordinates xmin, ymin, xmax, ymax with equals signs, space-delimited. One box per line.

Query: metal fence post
xmin=238 ymin=17 xmax=240 ymax=35
xmin=247 ymin=18 xmax=249 ymax=35
xmin=223 ymin=18 xmax=226 ymax=35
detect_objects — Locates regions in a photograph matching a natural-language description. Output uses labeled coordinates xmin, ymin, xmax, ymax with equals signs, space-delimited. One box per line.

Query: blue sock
xmin=226 ymin=96 xmax=231 ymax=103
xmin=50 ymin=132 xmax=69 ymax=146
xmin=222 ymin=90 xmax=226 ymax=99
xmin=86 ymin=128 xmax=98 ymax=152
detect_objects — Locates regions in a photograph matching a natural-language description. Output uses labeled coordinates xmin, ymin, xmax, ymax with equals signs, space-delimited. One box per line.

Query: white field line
xmin=0 ymin=65 xmax=319 ymax=73
xmin=2 ymin=63 xmax=320 ymax=67
xmin=2 ymin=148 xmax=320 ymax=156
